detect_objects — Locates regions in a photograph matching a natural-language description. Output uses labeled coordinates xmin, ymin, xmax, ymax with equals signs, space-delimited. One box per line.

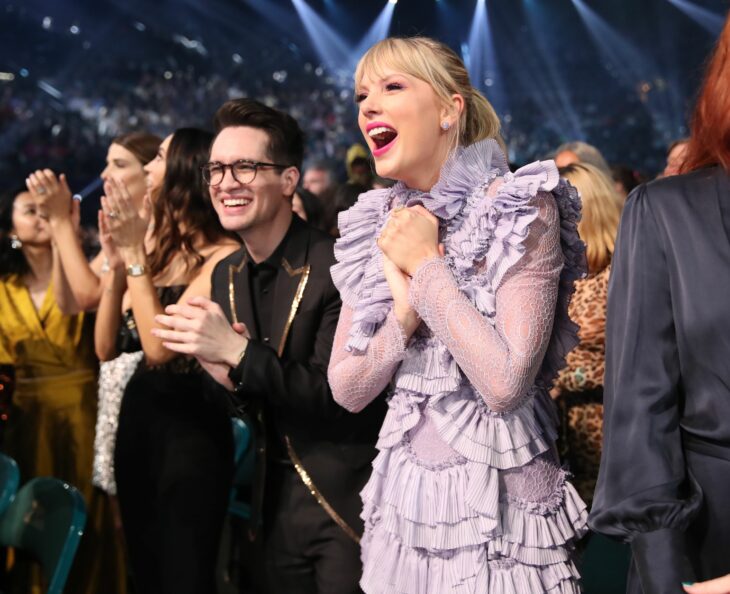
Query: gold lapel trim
xmin=277 ymin=258 xmax=310 ymax=357
xmin=282 ymin=258 xmax=308 ymax=277
xmin=227 ymin=255 xmax=248 ymax=325
xmin=285 ymin=436 xmax=360 ymax=544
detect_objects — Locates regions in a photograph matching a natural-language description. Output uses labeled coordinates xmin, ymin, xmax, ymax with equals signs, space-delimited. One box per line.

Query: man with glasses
xmin=155 ymin=98 xmax=384 ymax=594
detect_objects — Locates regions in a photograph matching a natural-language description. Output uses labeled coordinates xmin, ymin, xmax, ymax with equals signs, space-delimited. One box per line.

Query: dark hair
xmin=305 ymin=160 xmax=335 ymax=177
xmin=293 ymin=187 xmax=324 ymax=230
xmin=147 ymin=128 xmax=237 ymax=277
xmin=213 ymin=98 xmax=304 ymax=173
xmin=112 ymin=131 xmax=162 ymax=166
xmin=610 ymin=164 xmax=643 ymax=196
xmin=326 ymin=183 xmax=369 ymax=236
xmin=0 ymin=185 xmax=33 ymax=279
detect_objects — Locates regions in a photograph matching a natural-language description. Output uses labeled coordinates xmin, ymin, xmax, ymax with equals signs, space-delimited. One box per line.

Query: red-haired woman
xmin=590 ymin=11 xmax=730 ymax=592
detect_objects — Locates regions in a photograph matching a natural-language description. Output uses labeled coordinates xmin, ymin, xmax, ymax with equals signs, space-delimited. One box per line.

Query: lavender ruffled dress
xmin=328 ymin=138 xmax=588 ymax=593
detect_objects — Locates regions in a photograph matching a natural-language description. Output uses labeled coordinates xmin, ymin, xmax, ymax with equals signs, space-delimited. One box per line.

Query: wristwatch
xmin=126 ymin=263 xmax=147 ymax=277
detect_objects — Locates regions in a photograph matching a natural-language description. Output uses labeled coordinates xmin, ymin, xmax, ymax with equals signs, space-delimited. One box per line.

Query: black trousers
xmin=115 ymin=370 xmax=234 ymax=594
xmin=264 ymin=463 xmax=363 ymax=594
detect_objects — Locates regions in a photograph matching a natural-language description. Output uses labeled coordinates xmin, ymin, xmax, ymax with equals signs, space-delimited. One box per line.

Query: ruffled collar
xmin=389 ymin=138 xmax=509 ymax=220
xmin=331 ymin=139 xmax=575 ymax=356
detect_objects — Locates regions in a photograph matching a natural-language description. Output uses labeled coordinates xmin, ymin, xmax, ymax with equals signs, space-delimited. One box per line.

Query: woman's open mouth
xmin=367 ymin=123 xmax=398 ymax=157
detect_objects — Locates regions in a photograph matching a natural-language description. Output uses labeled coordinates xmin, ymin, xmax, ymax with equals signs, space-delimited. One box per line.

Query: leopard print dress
xmin=554 ymin=265 xmax=610 ymax=506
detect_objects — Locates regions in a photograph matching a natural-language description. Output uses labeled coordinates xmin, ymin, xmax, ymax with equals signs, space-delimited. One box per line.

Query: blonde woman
xmin=328 ymin=37 xmax=588 ymax=593
xmin=552 ymin=162 xmax=623 ymax=506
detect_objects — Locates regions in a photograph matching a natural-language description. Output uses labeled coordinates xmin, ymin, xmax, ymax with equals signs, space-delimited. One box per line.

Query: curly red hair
xmin=682 ymin=11 xmax=730 ymax=173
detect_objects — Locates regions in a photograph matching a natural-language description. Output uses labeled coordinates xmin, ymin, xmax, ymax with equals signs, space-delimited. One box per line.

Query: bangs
xmin=355 ymin=38 xmax=442 ymax=95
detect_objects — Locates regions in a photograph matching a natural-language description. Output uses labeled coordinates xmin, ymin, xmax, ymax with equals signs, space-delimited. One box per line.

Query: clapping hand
xmin=26 ymin=169 xmax=74 ymax=224
xmin=153 ymin=297 xmax=250 ymax=390
xmin=100 ymin=178 xmax=150 ymax=261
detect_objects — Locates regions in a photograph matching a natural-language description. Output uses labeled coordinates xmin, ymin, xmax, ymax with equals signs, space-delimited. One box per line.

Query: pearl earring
xmin=441 ymin=121 xmax=451 ymax=131
xmin=10 ymin=235 xmax=22 ymax=250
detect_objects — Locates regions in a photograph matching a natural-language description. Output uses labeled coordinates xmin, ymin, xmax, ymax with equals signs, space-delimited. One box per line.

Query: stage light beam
xmin=351 ymin=1 xmax=396 ymax=69
xmin=291 ymin=0 xmax=352 ymax=74
xmin=572 ymin=0 xmax=685 ymax=141
xmin=666 ymin=0 xmax=724 ymax=35
xmin=465 ymin=0 xmax=507 ymax=117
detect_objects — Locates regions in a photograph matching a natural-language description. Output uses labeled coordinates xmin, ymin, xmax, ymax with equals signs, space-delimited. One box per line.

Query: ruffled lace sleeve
xmin=328 ymin=304 xmax=407 ymax=413
xmin=410 ymin=193 xmax=563 ymax=413
xmin=329 ymin=186 xmax=409 ymax=412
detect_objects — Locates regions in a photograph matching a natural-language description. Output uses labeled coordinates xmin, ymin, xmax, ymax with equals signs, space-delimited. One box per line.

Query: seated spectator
xmin=293 ymin=186 xmax=325 ymax=230
xmin=302 ymin=160 xmax=336 ymax=196
xmin=611 ymin=164 xmax=644 ymax=200
xmin=326 ymin=182 xmax=368 ymax=237
xmin=345 ymin=144 xmax=374 ymax=188
xmin=554 ymin=140 xmax=612 ymax=176
xmin=0 ymin=184 xmax=125 ymax=594
xmin=662 ymin=138 xmax=690 ymax=177
xmin=553 ymin=162 xmax=624 ymax=506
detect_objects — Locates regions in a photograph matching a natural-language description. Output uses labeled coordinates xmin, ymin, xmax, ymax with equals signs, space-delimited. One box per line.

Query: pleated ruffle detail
xmin=362 ymin=443 xmax=587 ymax=555
xmin=330 ymin=139 xmax=589 ymax=593
xmin=361 ymin=528 xmax=582 ymax=594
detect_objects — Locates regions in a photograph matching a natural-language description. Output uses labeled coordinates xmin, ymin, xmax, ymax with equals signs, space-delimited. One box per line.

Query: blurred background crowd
xmin=0 ymin=0 xmax=725 ymax=592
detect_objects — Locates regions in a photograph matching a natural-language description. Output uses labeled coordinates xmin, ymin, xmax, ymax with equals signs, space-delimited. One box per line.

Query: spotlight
xmin=388 ymin=0 xmax=397 ymax=4
xmin=666 ymin=0 xmax=723 ymax=35
xmin=291 ymin=0 xmax=351 ymax=73
xmin=350 ymin=0 xmax=397 ymax=67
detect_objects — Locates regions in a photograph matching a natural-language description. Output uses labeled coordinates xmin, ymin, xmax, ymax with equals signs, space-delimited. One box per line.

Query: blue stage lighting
xmin=291 ymin=0 xmax=352 ymax=74
xmin=466 ymin=0 xmax=507 ymax=117
xmin=351 ymin=1 xmax=396 ymax=67
xmin=520 ymin=0 xmax=584 ymax=139
xmin=666 ymin=0 xmax=724 ymax=35
xmin=572 ymin=0 xmax=685 ymax=142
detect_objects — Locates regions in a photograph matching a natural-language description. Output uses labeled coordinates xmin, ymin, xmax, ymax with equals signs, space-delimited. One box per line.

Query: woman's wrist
xmin=102 ymin=267 xmax=126 ymax=295
xmin=48 ymin=215 xmax=73 ymax=234
xmin=119 ymin=245 xmax=147 ymax=267
xmin=393 ymin=304 xmax=420 ymax=339
xmin=405 ymin=249 xmax=441 ymax=277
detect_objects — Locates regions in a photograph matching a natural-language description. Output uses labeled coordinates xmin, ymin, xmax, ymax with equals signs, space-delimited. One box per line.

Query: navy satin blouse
xmin=589 ymin=166 xmax=730 ymax=593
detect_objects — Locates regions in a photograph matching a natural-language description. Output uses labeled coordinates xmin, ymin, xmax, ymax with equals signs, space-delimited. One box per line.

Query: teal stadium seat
xmin=0 ymin=454 xmax=19 ymax=516
xmin=229 ymin=418 xmax=253 ymax=520
xmin=0 ymin=477 xmax=86 ymax=594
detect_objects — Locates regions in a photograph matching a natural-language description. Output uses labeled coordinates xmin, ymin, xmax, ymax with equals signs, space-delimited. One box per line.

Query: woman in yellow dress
xmin=0 ymin=184 xmax=123 ymax=593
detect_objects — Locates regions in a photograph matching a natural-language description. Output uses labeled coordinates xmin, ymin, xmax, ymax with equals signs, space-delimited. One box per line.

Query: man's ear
xmin=281 ymin=166 xmax=300 ymax=196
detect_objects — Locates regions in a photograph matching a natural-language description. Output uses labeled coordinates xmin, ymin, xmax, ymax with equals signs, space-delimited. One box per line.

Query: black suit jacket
xmin=211 ymin=215 xmax=385 ymax=537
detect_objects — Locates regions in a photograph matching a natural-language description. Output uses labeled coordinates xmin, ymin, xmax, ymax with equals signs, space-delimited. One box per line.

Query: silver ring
xmin=36 ymin=187 xmax=46 ymax=195
xmin=107 ymin=211 xmax=118 ymax=219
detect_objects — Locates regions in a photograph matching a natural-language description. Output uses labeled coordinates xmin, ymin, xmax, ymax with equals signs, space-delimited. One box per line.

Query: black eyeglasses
xmin=201 ymin=159 xmax=289 ymax=186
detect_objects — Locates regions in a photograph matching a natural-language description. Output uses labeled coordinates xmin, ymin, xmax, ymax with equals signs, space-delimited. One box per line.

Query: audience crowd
xmin=0 ymin=5 xmax=727 ymax=594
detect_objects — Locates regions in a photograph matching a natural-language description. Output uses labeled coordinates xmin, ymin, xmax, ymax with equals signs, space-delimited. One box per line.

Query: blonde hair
xmin=560 ymin=162 xmax=624 ymax=274
xmin=355 ymin=37 xmax=503 ymax=151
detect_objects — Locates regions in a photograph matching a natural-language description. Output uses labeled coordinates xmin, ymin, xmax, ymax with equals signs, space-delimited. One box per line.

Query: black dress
xmin=114 ymin=285 xmax=234 ymax=594
xmin=589 ymin=166 xmax=730 ymax=593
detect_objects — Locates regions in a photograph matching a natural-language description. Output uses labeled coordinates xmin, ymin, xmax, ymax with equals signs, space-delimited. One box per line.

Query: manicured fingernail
xmin=682 ymin=582 xmax=694 ymax=586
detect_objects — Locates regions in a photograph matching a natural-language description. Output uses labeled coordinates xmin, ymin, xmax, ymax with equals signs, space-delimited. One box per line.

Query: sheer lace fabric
xmin=329 ymin=140 xmax=587 ymax=594
xmin=409 ymin=194 xmax=561 ymax=414
xmin=329 ymin=307 xmax=407 ymax=413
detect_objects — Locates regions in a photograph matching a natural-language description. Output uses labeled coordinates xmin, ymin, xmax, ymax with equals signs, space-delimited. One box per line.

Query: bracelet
xmin=235 ymin=340 xmax=248 ymax=367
